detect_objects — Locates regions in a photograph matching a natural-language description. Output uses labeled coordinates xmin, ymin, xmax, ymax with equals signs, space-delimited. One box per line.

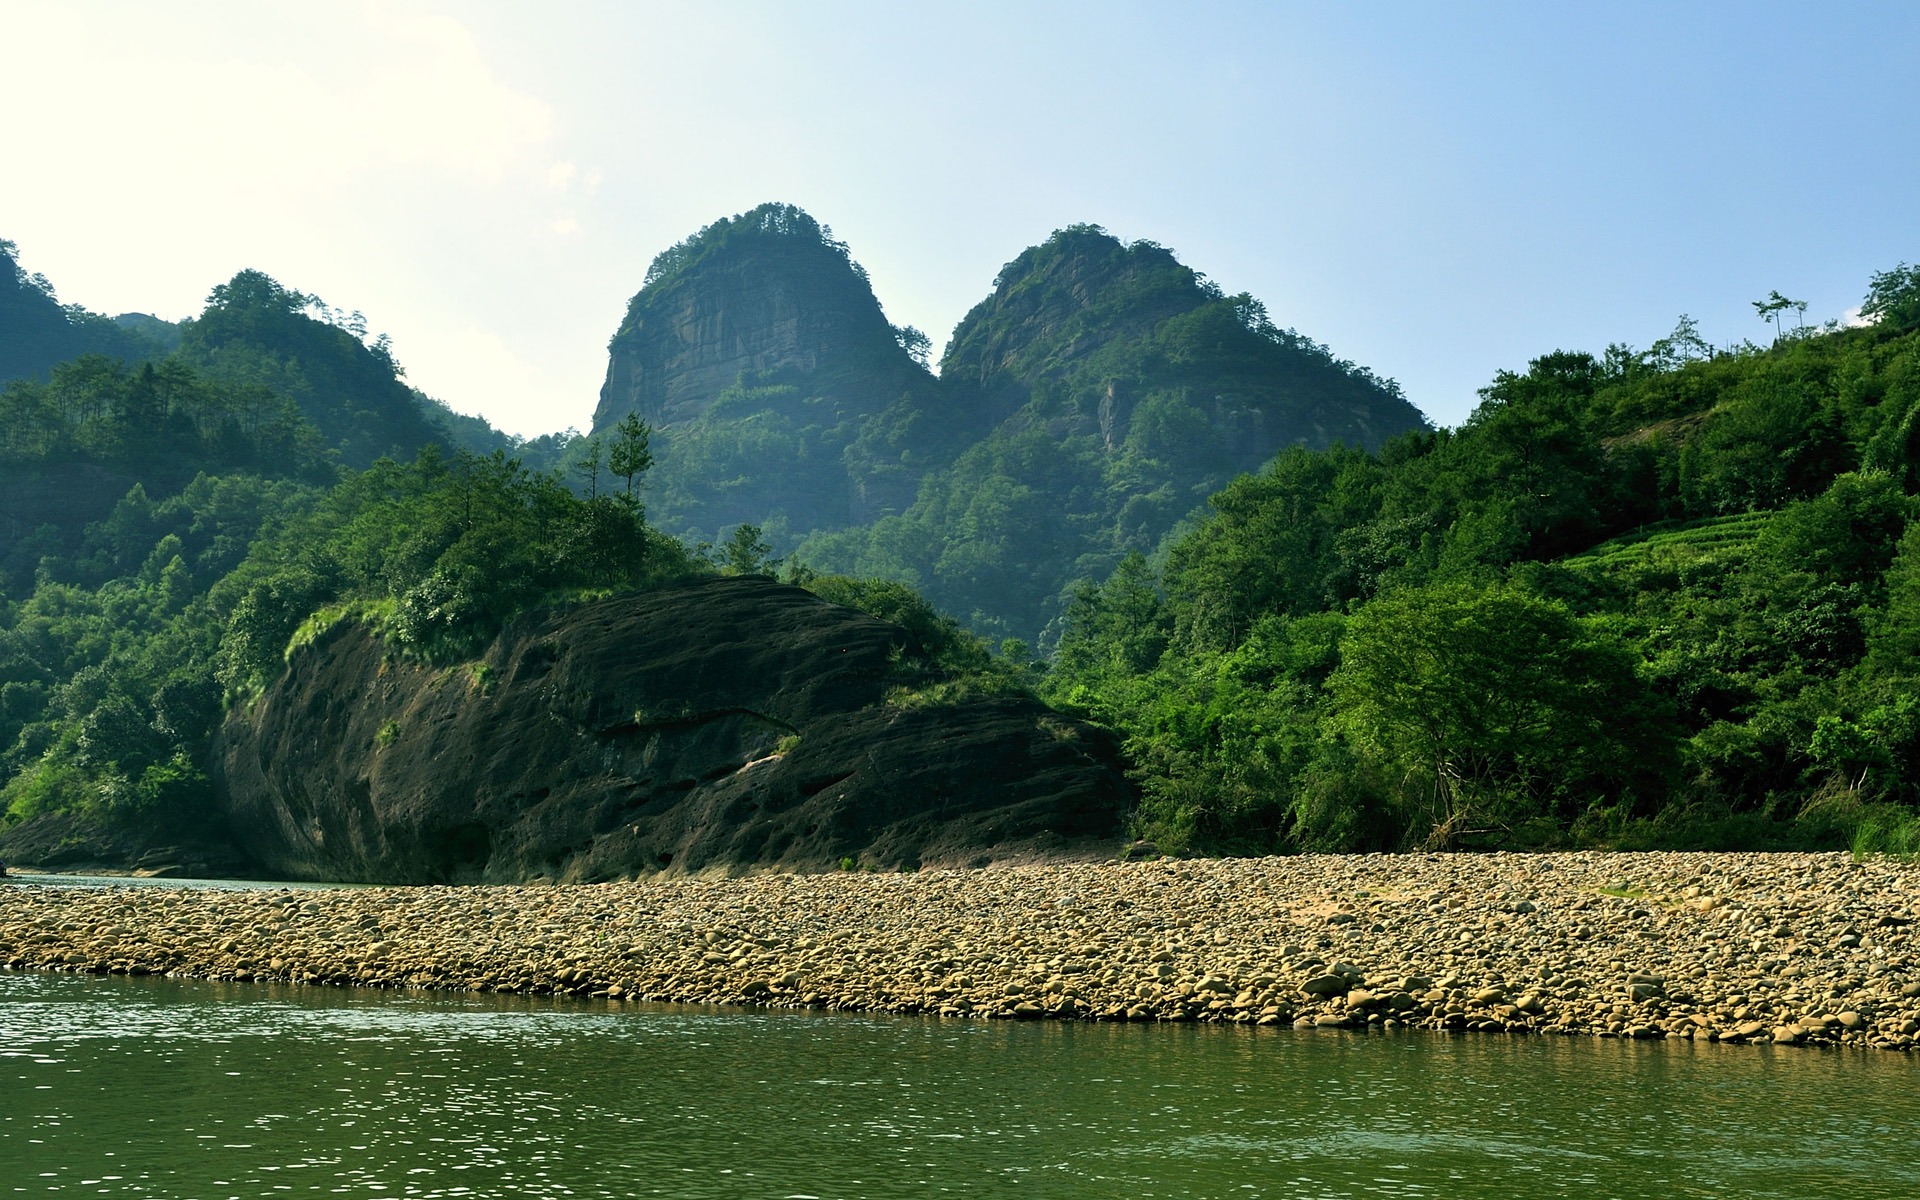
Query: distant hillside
xmin=176 ymin=269 xmax=446 ymax=470
xmin=591 ymin=207 xmax=1430 ymax=639
xmin=112 ymin=312 xmax=183 ymax=354
xmin=415 ymin=391 xmax=576 ymax=474
xmin=0 ymin=239 xmax=167 ymax=384
xmin=2 ymin=238 xmax=546 ymax=481
xmin=0 ymin=255 xmax=471 ymax=584
xmin=939 ymin=225 xmax=1416 ymax=457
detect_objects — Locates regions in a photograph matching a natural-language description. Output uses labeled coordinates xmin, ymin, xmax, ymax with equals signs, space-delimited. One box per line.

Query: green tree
xmin=1862 ymin=263 xmax=1920 ymax=333
xmin=573 ymin=435 xmax=604 ymax=499
xmin=1751 ymin=471 xmax=1910 ymax=590
xmin=1160 ymin=448 xmax=1361 ymax=649
xmin=1330 ymin=581 xmax=1675 ymax=847
xmin=1052 ymin=552 xmax=1170 ymax=682
xmin=1752 ymin=290 xmax=1807 ymax=343
xmin=894 ymin=324 xmax=932 ymax=367
xmin=719 ymin=523 xmax=775 ymax=575
xmin=1648 ymin=314 xmax=1713 ymax=370
xmin=608 ymin=412 xmax=653 ymax=508
xmin=1870 ymin=522 xmax=1920 ymax=672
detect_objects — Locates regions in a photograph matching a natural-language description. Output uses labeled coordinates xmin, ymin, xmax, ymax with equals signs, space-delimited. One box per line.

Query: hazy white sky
xmin=3 ymin=1 xmax=1916 ymax=435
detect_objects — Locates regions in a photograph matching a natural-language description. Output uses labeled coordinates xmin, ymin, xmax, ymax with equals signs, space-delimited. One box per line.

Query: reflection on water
xmin=1 ymin=970 xmax=1915 ymax=1198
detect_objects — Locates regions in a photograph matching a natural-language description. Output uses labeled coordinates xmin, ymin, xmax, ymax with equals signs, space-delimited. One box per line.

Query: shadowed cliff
xmin=592 ymin=205 xmax=937 ymax=534
xmin=215 ymin=576 xmax=1130 ymax=883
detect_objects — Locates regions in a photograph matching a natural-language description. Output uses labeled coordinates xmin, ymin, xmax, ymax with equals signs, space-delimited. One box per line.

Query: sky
xmin=2 ymin=0 xmax=1916 ymax=437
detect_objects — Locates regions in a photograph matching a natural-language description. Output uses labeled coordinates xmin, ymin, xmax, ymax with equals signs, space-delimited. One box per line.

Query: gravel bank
xmin=4 ymin=852 xmax=1918 ymax=1051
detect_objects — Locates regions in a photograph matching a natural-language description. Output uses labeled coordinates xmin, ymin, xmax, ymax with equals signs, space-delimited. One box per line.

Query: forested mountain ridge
xmin=11 ymin=216 xmax=1917 ymax=873
xmin=938 ymin=225 xmax=1417 ymax=456
xmin=174 ymin=269 xmax=450 ymax=470
xmin=0 ymin=245 xmax=619 ymax=872
xmin=0 ymin=244 xmax=580 ymax=589
xmin=4 ymin=240 xmax=542 ymax=482
xmin=1 ymin=239 xmax=169 ymax=386
xmin=587 ymin=205 xmax=1428 ymax=641
xmin=0 ymin=233 xmax=624 ymax=552
xmin=803 ymin=227 xmax=1426 ymax=640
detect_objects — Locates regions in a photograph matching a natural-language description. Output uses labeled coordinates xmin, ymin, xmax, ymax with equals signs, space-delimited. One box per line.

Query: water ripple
xmin=1 ymin=971 xmax=1916 ymax=1198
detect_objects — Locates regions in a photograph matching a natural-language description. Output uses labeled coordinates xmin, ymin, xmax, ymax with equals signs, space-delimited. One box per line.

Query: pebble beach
xmin=4 ymin=851 xmax=1918 ymax=1051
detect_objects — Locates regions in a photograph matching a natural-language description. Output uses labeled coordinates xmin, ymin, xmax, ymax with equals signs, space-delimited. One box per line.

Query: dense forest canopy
xmin=0 ymin=354 xmax=330 ymax=485
xmin=632 ymin=202 xmax=876 ymax=296
xmin=1044 ymin=265 xmax=1920 ymax=856
xmin=175 ymin=269 xmax=450 ymax=469
xmin=0 ymin=255 xmax=577 ymax=585
xmin=0 ymin=248 xmax=625 ymax=847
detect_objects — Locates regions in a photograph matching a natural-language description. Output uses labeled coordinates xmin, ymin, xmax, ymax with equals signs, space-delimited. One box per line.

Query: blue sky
xmin=3 ymin=1 xmax=1915 ymax=435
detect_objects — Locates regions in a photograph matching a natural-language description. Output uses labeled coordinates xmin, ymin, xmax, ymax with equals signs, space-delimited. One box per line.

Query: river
xmin=2 ymin=968 xmax=1915 ymax=1198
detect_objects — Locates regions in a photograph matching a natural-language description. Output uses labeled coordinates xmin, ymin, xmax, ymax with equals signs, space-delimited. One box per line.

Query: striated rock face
xmin=215 ymin=576 xmax=1129 ymax=884
xmin=591 ymin=205 xmax=929 ymax=434
xmin=0 ymin=809 xmax=253 ymax=879
xmin=589 ymin=204 xmax=936 ymax=535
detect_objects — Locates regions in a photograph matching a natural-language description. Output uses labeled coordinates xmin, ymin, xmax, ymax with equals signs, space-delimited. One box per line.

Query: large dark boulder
xmin=215 ymin=576 xmax=1130 ymax=883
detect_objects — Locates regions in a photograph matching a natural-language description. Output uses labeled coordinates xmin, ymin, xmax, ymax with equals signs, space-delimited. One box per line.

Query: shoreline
xmin=3 ymin=851 xmax=1917 ymax=1052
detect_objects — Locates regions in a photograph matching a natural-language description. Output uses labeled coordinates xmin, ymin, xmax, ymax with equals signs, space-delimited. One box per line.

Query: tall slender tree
xmin=573 ymin=436 xmax=604 ymax=499
xmin=1753 ymin=290 xmax=1805 ymax=343
xmin=608 ymin=412 xmax=653 ymax=508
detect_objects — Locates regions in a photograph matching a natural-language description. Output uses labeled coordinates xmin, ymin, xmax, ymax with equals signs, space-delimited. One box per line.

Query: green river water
xmin=2 ymin=968 xmax=1916 ymax=1199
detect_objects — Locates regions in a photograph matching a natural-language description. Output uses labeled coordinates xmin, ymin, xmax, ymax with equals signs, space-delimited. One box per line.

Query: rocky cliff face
xmin=592 ymin=205 xmax=930 ymax=433
xmin=215 ymin=576 xmax=1129 ymax=884
xmin=590 ymin=204 xmax=937 ymax=537
xmin=586 ymin=207 xmax=1432 ymax=640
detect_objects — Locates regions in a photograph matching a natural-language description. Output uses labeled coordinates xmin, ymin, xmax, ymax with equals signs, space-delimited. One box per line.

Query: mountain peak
xmin=636 ymin=202 xmax=863 ymax=292
xmin=591 ymin=203 xmax=925 ymax=435
xmin=585 ymin=210 xmax=1429 ymax=637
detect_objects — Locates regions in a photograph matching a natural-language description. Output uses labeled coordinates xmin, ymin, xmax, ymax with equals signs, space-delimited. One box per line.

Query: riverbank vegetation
xmin=1044 ymin=267 xmax=1920 ymax=855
